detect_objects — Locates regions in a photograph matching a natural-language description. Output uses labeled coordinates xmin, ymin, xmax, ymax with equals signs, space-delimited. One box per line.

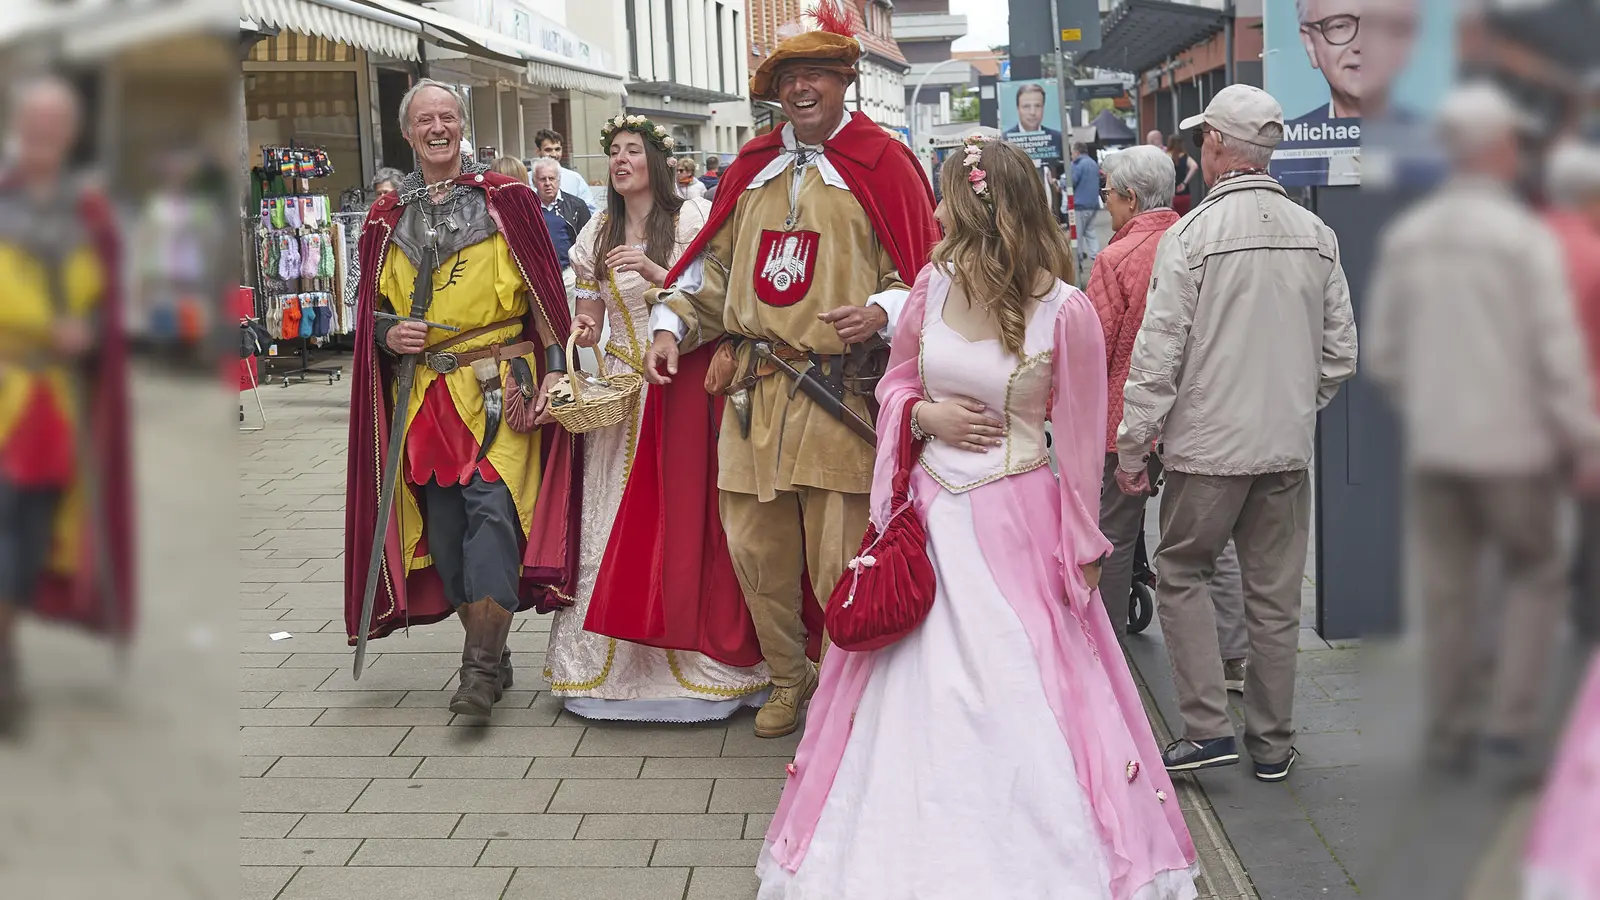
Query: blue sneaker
xmin=1163 ymin=737 xmax=1239 ymax=773
xmin=1253 ymin=747 xmax=1300 ymax=782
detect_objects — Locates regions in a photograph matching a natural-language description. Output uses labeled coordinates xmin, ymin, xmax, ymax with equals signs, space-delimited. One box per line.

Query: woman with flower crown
xmin=541 ymin=115 xmax=772 ymax=720
xmin=756 ymin=137 xmax=1199 ymax=899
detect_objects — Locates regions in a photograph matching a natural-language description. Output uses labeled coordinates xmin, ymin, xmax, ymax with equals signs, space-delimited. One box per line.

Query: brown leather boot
xmin=458 ymin=616 xmax=514 ymax=698
xmin=449 ymin=598 xmax=514 ymax=717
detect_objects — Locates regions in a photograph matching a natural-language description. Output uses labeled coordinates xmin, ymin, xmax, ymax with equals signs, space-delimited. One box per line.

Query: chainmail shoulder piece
xmin=395 ymin=154 xmax=490 ymax=208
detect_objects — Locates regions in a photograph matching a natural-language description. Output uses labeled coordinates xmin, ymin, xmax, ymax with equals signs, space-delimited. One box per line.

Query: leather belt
xmin=423 ymin=317 xmax=534 ymax=375
xmin=424 ymin=341 xmax=536 ymax=374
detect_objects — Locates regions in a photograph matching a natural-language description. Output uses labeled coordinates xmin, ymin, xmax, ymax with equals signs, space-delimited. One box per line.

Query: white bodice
xmin=918 ymin=267 xmax=1060 ymax=493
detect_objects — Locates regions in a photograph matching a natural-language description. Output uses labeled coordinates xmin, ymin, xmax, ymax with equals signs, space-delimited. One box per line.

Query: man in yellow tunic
xmin=345 ymin=80 xmax=575 ymax=720
xmin=642 ymin=8 xmax=941 ymax=737
xmin=0 ymin=77 xmax=134 ymax=736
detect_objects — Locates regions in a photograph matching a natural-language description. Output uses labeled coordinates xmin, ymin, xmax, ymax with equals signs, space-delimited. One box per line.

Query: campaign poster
xmin=999 ymin=79 xmax=1064 ymax=164
xmin=1264 ymin=0 xmax=1454 ymax=187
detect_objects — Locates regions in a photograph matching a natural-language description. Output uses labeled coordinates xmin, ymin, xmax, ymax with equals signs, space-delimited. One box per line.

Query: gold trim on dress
xmin=665 ymin=650 xmax=771 ymax=698
xmin=544 ymin=637 xmax=618 ymax=691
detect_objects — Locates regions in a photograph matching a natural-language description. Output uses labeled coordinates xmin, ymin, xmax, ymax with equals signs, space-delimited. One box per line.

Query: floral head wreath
xmin=600 ymin=114 xmax=676 ymax=154
xmin=960 ymin=133 xmax=998 ymax=202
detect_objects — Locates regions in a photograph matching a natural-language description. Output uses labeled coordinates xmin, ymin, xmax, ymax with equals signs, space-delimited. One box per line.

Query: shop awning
xmin=625 ymin=80 xmax=743 ymax=105
xmin=242 ymin=0 xmax=421 ymax=60
xmin=1078 ymin=0 xmax=1227 ymax=76
xmin=348 ymin=0 xmax=627 ymax=96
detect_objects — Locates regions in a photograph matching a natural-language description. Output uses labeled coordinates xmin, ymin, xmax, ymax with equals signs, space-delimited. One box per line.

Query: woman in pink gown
xmin=757 ymin=137 xmax=1198 ymax=898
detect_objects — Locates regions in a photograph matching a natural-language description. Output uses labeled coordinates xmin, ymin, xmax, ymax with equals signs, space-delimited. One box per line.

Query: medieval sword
xmin=354 ymin=230 xmax=440 ymax=680
xmin=752 ymin=341 xmax=876 ymax=447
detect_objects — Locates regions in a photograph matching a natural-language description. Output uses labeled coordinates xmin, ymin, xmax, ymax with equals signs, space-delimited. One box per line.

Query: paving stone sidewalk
xmin=239 ymin=365 xmax=1355 ymax=900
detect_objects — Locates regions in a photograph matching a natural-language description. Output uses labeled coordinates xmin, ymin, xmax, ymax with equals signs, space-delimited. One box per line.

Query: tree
xmin=951 ymin=85 xmax=979 ymax=124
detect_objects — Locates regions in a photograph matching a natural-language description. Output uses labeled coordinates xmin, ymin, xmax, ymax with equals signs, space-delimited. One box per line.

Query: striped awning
xmin=241 ymin=0 xmax=421 ymax=60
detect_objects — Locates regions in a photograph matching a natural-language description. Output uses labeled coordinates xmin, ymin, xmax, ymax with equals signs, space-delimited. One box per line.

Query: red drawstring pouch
xmin=825 ymin=396 xmax=936 ymax=652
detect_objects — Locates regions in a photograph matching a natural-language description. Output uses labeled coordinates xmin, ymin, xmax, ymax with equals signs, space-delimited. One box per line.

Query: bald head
xmin=1146 ymin=130 xmax=1164 ymax=147
xmin=9 ymin=75 xmax=82 ymax=178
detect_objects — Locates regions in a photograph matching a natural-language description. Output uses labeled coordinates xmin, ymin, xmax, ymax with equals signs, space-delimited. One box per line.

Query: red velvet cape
xmin=343 ymin=172 xmax=580 ymax=644
xmin=18 ymin=181 xmax=136 ymax=640
xmin=584 ymin=112 xmax=940 ymax=667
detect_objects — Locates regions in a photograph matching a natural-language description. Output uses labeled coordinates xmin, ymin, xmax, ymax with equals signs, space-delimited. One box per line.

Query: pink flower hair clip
xmin=961 ymin=133 xmax=996 ymax=201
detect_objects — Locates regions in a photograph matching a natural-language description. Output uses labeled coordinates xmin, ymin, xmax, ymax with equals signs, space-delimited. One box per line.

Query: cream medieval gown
xmin=542 ymin=198 xmax=772 ymax=721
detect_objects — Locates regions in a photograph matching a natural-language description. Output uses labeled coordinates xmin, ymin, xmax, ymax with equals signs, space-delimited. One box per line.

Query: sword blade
xmin=354 ymin=355 xmax=417 ymax=680
xmin=356 ymin=238 xmax=437 ymax=679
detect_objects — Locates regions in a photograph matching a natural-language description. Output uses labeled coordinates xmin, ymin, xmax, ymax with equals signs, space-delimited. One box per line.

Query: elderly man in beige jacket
xmin=1117 ymin=85 xmax=1359 ymax=782
xmin=1366 ymin=83 xmax=1600 ymax=776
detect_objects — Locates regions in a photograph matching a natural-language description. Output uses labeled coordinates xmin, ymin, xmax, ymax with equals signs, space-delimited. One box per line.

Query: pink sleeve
xmin=1051 ymin=286 xmax=1115 ymax=574
xmin=870 ymin=263 xmax=933 ymax=527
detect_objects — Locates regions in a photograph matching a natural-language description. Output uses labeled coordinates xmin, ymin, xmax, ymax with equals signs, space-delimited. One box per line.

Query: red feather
xmin=809 ymin=0 xmax=857 ymax=38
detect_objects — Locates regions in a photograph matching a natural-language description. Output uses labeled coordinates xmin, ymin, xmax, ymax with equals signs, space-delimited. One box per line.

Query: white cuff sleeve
xmin=867 ymin=288 xmax=911 ymax=342
xmin=648 ymin=303 xmax=687 ymax=342
xmin=674 ymin=256 xmax=705 ymax=294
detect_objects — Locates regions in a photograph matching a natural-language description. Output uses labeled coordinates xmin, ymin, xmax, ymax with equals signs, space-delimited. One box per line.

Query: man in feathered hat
xmin=615 ymin=0 xmax=941 ymax=738
xmin=343 ymin=79 xmax=580 ymax=721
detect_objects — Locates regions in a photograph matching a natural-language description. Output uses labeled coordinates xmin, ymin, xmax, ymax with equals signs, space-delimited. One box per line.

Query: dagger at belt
xmin=751 ymin=341 xmax=877 ymax=447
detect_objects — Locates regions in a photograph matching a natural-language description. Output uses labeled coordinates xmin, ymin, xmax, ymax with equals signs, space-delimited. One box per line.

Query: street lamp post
xmin=907 ymin=55 xmax=1003 ymax=156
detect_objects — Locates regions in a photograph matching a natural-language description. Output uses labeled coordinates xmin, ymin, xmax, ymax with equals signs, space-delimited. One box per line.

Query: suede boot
xmin=449 ymin=598 xmax=514 ymax=717
xmin=754 ymin=662 xmax=819 ymax=739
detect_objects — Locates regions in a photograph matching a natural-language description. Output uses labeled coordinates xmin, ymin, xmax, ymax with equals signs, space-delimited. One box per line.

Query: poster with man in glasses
xmin=1265 ymin=0 xmax=1449 ymax=187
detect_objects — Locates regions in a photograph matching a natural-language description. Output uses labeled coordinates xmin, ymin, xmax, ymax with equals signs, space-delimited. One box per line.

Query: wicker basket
xmin=546 ymin=332 xmax=643 ymax=434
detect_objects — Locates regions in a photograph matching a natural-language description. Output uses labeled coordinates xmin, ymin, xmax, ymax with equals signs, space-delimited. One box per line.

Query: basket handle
xmin=565 ymin=332 xmax=584 ymax=403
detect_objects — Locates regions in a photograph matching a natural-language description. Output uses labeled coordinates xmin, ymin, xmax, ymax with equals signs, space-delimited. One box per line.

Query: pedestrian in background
xmin=1087 ymin=144 xmax=1249 ymax=691
xmin=1118 ymin=85 xmax=1358 ymax=782
xmin=674 ymin=157 xmax=707 ymax=201
xmin=1070 ymin=142 xmax=1103 ymax=275
xmin=370 ymin=166 xmax=404 ymax=203
xmin=534 ymin=127 xmax=599 ymax=213
xmin=1167 ymin=135 xmax=1200 ymax=216
xmin=528 ymin=156 xmax=591 ymax=303
xmin=1366 ymin=83 xmax=1600 ymax=777
xmin=699 ymin=154 xmax=722 ymax=201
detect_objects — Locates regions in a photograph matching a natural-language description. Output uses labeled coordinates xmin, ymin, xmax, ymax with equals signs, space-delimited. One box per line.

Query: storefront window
xmin=245 ymin=69 xmax=362 ymax=199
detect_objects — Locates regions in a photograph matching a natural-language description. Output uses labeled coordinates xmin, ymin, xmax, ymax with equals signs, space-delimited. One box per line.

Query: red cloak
xmin=343 ymin=172 xmax=580 ymax=644
xmin=583 ymin=112 xmax=940 ymax=667
xmin=21 ymin=183 xmax=136 ymax=640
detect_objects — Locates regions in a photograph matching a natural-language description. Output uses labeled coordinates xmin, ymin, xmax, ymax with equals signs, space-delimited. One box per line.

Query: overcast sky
xmin=950 ymin=0 xmax=1008 ymax=52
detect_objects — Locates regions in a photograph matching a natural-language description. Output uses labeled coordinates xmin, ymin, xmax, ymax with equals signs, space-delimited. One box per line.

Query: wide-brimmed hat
xmin=749 ymin=0 xmax=860 ymax=102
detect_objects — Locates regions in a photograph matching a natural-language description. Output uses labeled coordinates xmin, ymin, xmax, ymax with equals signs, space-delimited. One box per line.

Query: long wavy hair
xmin=598 ymin=131 xmax=684 ymax=271
xmin=930 ymin=139 xmax=1075 ymax=358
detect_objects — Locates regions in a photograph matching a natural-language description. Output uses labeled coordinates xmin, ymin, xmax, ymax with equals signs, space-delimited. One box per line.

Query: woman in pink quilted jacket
xmin=1085 ymin=145 xmax=1181 ymax=638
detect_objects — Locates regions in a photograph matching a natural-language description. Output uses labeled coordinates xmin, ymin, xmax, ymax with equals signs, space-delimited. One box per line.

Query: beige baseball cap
xmin=1179 ymin=84 xmax=1285 ymax=149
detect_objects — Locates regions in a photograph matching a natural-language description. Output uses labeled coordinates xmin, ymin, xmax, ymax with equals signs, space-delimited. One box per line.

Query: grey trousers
xmin=1154 ymin=469 xmax=1312 ymax=764
xmin=1099 ymin=454 xmax=1247 ymax=658
xmin=0 ymin=481 xmax=62 ymax=606
xmin=1412 ymin=470 xmax=1566 ymax=755
xmin=422 ymin=475 xmax=523 ymax=613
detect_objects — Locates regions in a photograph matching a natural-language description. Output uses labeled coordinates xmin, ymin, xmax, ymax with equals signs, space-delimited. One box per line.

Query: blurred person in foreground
xmin=1365 ymin=82 xmax=1600 ymax=778
xmin=1088 ymin=145 xmax=1249 ymax=691
xmin=344 ymin=80 xmax=577 ymax=721
xmin=1544 ymin=138 xmax=1600 ymax=645
xmin=0 ymin=75 xmax=135 ymax=736
xmin=529 ymin=156 xmax=592 ymax=303
xmin=1117 ymin=85 xmax=1359 ymax=781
